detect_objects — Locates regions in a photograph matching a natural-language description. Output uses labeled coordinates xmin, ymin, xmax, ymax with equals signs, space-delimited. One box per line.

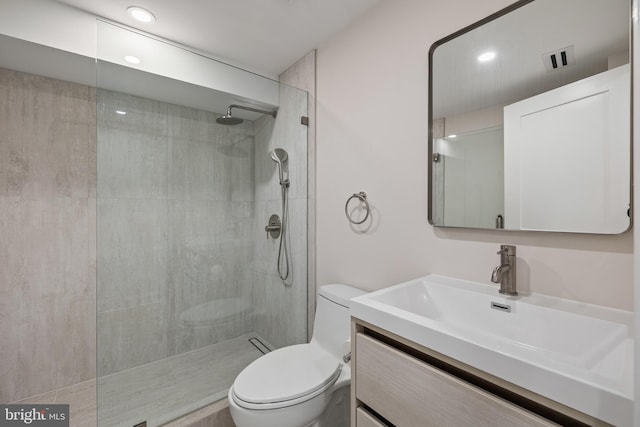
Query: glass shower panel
xmin=251 ymin=83 xmax=309 ymax=350
xmin=96 ymin=21 xmax=308 ymax=426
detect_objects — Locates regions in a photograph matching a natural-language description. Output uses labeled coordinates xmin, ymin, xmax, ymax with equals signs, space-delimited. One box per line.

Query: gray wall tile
xmin=97 ymin=93 xmax=258 ymax=373
xmin=97 ymin=302 xmax=168 ymax=376
xmin=0 ymin=68 xmax=95 ymax=199
xmin=97 ymin=198 xmax=168 ymax=314
xmin=0 ymin=67 xmax=95 ymax=403
xmin=0 ymin=197 xmax=95 ymax=402
xmin=279 ymin=51 xmax=316 ymax=341
xmin=96 ymin=93 xmax=169 ymax=199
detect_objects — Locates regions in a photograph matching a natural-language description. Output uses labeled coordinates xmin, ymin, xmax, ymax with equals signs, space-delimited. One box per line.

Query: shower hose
xmin=277 ymin=183 xmax=290 ymax=282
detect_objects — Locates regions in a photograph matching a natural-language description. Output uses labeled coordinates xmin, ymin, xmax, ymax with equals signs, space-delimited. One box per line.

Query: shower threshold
xmin=97 ymin=332 xmax=269 ymax=427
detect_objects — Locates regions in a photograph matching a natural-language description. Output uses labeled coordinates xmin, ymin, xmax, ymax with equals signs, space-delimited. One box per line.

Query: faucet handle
xmin=497 ymin=245 xmax=516 ymax=256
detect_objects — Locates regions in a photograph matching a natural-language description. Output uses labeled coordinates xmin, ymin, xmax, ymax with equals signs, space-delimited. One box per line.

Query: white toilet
xmin=228 ymin=284 xmax=366 ymax=427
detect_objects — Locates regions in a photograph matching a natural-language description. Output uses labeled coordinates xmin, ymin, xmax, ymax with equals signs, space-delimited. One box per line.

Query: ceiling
xmin=55 ymin=0 xmax=381 ymax=77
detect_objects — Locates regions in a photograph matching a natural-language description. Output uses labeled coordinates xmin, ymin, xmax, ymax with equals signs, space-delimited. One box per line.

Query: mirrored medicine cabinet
xmin=428 ymin=0 xmax=631 ymax=234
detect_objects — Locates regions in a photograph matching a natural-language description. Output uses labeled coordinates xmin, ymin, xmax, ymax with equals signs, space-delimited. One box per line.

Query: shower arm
xmin=227 ymin=104 xmax=277 ymax=118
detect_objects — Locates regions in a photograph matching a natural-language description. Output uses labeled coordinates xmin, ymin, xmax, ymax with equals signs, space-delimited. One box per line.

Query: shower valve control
xmin=265 ymin=214 xmax=282 ymax=239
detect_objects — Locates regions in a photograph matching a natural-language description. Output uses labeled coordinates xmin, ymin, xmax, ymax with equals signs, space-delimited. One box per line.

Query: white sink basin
xmin=350 ymin=275 xmax=634 ymax=426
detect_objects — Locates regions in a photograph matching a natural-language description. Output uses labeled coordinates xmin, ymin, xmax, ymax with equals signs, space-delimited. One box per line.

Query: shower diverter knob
xmin=265 ymin=214 xmax=281 ymax=239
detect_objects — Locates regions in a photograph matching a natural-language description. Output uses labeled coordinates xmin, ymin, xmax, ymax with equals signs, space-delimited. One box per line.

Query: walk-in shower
xmin=0 ymin=16 xmax=310 ymax=427
xmin=0 ymin=19 xmax=308 ymax=426
xmin=95 ymin=21 xmax=309 ymax=426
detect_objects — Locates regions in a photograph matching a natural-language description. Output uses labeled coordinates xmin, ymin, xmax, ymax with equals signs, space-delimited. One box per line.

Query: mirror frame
xmin=427 ymin=0 xmax=633 ymax=234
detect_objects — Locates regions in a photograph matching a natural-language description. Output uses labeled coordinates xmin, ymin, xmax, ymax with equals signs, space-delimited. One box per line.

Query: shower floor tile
xmin=10 ymin=379 xmax=97 ymax=427
xmin=97 ymin=333 xmax=265 ymax=427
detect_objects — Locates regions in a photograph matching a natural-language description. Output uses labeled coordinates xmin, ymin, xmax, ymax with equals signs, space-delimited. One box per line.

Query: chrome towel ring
xmin=345 ymin=192 xmax=370 ymax=225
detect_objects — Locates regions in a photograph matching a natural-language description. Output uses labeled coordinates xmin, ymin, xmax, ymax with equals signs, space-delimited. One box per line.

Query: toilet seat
xmin=232 ymin=343 xmax=342 ymax=410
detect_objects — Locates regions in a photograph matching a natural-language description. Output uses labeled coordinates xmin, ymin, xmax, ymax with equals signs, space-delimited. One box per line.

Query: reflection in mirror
xmin=428 ymin=0 xmax=631 ymax=234
xmin=432 ymin=127 xmax=504 ymax=228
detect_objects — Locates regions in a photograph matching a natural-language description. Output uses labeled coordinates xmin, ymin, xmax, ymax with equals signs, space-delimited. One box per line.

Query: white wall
xmin=316 ymin=0 xmax=633 ymax=310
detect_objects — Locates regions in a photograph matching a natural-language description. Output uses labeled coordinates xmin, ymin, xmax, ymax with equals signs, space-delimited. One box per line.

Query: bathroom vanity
xmin=351 ymin=320 xmax=607 ymax=427
xmin=349 ymin=276 xmax=633 ymax=427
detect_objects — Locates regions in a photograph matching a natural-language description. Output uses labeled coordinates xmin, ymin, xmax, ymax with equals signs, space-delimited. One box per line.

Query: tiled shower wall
xmin=251 ymin=60 xmax=311 ymax=349
xmin=0 ymin=67 xmax=96 ymax=403
xmin=97 ymin=90 xmax=256 ymax=375
xmin=280 ymin=51 xmax=317 ymax=339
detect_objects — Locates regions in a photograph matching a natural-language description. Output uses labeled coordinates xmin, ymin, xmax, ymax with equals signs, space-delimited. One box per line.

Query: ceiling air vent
xmin=541 ymin=45 xmax=575 ymax=71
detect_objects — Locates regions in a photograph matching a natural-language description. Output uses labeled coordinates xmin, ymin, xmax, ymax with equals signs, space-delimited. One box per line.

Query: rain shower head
xmin=216 ymin=104 xmax=277 ymax=126
xmin=216 ymin=114 xmax=244 ymax=125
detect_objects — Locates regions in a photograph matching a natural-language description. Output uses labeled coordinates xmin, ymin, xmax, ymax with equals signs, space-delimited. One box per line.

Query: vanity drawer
xmin=356 ymin=407 xmax=387 ymax=427
xmin=355 ymin=333 xmax=557 ymax=427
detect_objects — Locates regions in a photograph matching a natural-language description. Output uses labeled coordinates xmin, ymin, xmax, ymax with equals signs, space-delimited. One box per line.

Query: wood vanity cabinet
xmin=350 ymin=319 xmax=609 ymax=427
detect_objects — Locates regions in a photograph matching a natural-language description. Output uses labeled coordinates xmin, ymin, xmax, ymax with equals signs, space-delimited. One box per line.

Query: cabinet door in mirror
xmin=428 ymin=0 xmax=631 ymax=234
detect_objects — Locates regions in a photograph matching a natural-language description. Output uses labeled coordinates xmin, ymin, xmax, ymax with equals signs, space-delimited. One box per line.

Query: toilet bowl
xmin=228 ymin=284 xmax=366 ymax=427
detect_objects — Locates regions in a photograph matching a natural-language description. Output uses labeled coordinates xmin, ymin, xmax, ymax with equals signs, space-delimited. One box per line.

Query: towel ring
xmin=345 ymin=192 xmax=370 ymax=225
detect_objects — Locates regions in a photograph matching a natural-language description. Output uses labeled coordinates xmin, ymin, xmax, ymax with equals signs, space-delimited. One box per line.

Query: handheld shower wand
xmin=270 ymin=148 xmax=290 ymax=188
xmin=270 ymin=148 xmax=290 ymax=282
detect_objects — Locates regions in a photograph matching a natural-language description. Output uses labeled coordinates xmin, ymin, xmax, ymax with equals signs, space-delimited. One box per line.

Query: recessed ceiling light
xmin=447 ymin=134 xmax=457 ymax=138
xmin=477 ymin=51 xmax=496 ymax=62
xmin=124 ymin=55 xmax=141 ymax=65
xmin=127 ymin=6 xmax=156 ymax=23
xmin=115 ymin=110 xmax=127 ymax=115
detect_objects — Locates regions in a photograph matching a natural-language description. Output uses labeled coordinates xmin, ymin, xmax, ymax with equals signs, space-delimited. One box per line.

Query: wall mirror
xmin=428 ymin=0 xmax=631 ymax=234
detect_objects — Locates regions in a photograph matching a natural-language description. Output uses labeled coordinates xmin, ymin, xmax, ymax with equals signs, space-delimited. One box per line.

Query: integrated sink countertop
xmin=350 ymin=275 xmax=634 ymax=426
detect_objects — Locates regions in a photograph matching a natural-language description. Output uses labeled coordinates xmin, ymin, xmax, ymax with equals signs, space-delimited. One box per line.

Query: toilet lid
xmin=233 ymin=343 xmax=341 ymax=405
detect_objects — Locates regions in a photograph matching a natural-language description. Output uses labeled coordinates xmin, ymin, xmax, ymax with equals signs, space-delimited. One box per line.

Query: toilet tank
xmin=311 ymin=284 xmax=366 ymax=359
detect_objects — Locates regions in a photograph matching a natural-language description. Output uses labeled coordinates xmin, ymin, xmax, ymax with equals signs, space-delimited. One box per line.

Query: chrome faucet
xmin=491 ymin=245 xmax=517 ymax=296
